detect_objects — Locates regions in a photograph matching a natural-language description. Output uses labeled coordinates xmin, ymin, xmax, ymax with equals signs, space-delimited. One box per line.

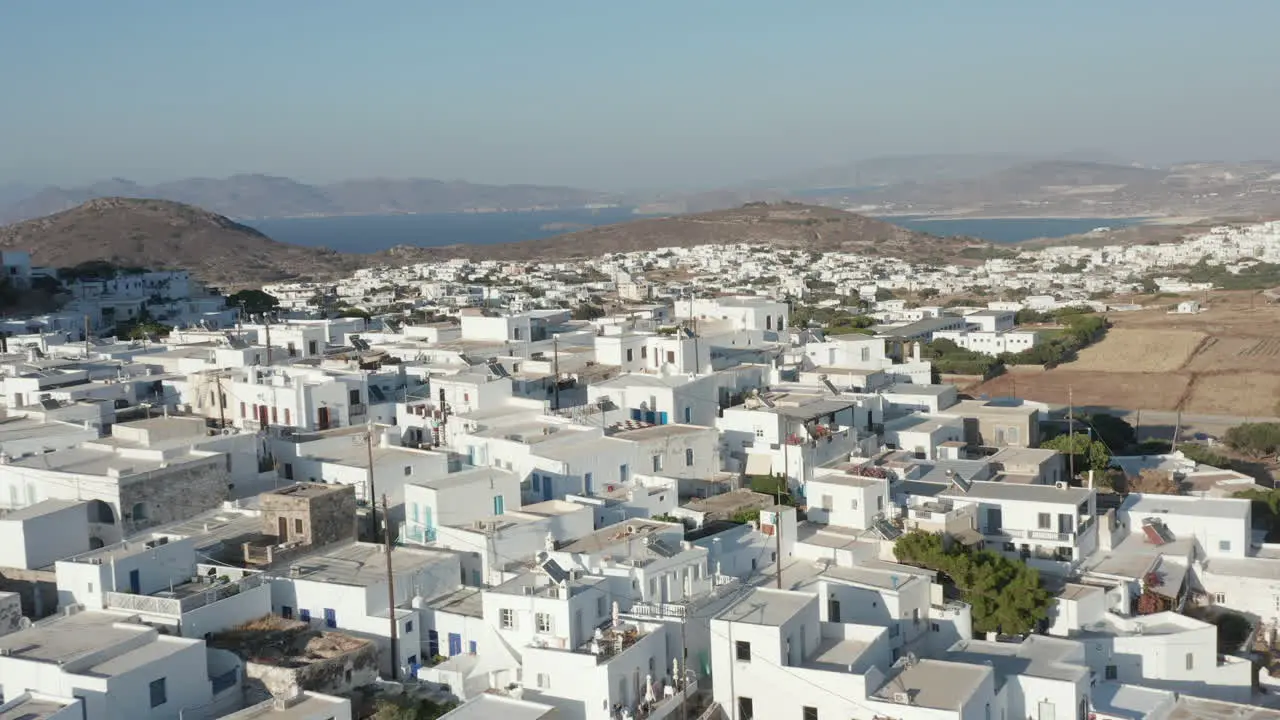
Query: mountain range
xmin=5 ymin=154 xmax=1280 ymax=224
xmin=0 ymin=175 xmax=620 ymax=224
xmin=0 ymin=198 xmax=983 ymax=290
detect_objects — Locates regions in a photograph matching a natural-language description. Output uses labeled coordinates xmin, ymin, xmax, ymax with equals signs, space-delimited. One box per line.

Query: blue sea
xmin=246 ymin=209 xmax=1146 ymax=253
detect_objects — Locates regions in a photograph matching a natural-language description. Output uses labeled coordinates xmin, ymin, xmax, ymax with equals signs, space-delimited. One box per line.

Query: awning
xmin=745 ymin=453 xmax=773 ymax=477
xmin=952 ymin=528 xmax=984 ymax=546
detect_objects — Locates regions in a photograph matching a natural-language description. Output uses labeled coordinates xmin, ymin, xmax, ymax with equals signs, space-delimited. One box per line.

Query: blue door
xmin=542 ymin=476 xmax=553 ymax=501
xmin=630 ymin=409 xmax=642 ymax=421
xmin=493 ymin=495 xmax=505 ymax=515
xmin=323 ymin=608 xmax=337 ymax=628
xmin=448 ymin=633 xmax=462 ymax=656
xmin=584 ymin=472 xmax=594 ymax=495
xmin=408 ymin=656 xmax=420 ymax=678
xmin=427 ymin=630 xmax=439 ymax=658
xmin=658 ymin=411 xmax=669 ymax=425
xmin=128 ymin=569 xmax=140 ymax=594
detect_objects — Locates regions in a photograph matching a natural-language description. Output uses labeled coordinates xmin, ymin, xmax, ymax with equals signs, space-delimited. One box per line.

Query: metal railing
xmin=983 ymin=527 xmax=1075 ymax=543
xmin=104 ymin=573 xmax=264 ymax=616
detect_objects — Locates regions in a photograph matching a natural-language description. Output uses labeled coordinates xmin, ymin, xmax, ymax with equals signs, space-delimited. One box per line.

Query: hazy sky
xmin=3 ymin=0 xmax=1278 ymax=189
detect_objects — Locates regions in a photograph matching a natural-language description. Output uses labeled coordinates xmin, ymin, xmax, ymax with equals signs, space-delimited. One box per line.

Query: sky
xmin=2 ymin=0 xmax=1278 ymax=190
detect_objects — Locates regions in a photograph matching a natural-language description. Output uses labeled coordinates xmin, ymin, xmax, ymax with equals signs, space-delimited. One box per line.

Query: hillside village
xmin=0 ymin=222 xmax=1279 ymax=720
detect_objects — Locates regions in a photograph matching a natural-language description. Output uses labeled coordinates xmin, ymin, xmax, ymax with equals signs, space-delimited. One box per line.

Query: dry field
xmin=1067 ymin=328 xmax=1206 ymax=373
xmin=975 ymin=370 xmax=1192 ymax=411
xmin=971 ymin=291 xmax=1280 ymax=416
xmin=1182 ymin=372 xmax=1280 ymax=416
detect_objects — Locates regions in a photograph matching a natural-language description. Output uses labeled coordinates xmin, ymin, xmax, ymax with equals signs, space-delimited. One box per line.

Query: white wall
xmin=0 ymin=501 xmax=92 ymax=569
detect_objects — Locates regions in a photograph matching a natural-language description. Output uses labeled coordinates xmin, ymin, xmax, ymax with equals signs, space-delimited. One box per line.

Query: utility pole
xmin=83 ymin=314 xmax=91 ymax=356
xmin=383 ymin=494 xmax=399 ymax=681
xmin=777 ymin=432 xmax=788 ymax=590
xmin=366 ymin=422 xmax=379 ymax=542
xmin=264 ymin=319 xmax=272 ymax=367
xmin=1067 ymin=387 xmax=1075 ymax=481
xmin=552 ymin=334 xmax=561 ymax=411
xmin=214 ymin=374 xmax=227 ymax=428
xmin=1172 ymin=410 xmax=1182 ymax=450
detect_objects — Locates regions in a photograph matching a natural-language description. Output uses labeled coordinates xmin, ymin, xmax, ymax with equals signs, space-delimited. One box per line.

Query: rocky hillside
xmin=0 ymin=198 xmax=364 ymax=289
xmin=387 ymin=202 xmax=992 ymax=264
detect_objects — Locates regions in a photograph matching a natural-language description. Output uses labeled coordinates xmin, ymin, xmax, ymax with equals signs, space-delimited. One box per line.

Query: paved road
xmin=1041 ymin=405 xmax=1280 ymax=441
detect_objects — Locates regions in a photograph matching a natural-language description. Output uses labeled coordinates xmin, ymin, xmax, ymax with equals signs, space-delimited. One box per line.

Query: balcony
xmin=104 ymin=571 xmax=265 ymax=617
xmin=349 ymin=402 xmax=368 ymax=418
xmin=983 ymin=527 xmax=1077 ymax=544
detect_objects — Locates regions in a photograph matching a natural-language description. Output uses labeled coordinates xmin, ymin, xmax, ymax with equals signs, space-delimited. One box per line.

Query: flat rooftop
xmin=883 ymin=383 xmax=956 ymax=397
xmin=439 ymin=694 xmax=554 ymax=720
xmin=425 ymin=586 xmax=484 ymax=618
xmin=0 ymin=417 xmax=93 ymax=445
xmin=557 ymin=519 xmax=678 ymax=555
xmin=871 ymin=658 xmax=990 ymax=710
xmin=941 ymin=480 xmax=1092 ymax=505
xmin=717 ymin=587 xmax=812 ymax=626
xmin=9 ymin=445 xmax=210 ymax=478
xmin=0 ymin=696 xmax=74 ymax=720
xmin=410 ymin=465 xmax=520 ymax=492
xmin=1168 ymin=697 xmax=1280 ymax=720
xmin=1120 ymin=493 xmax=1250 ymax=520
xmin=947 ymin=636 xmax=1087 ymax=686
xmin=989 ymin=446 xmax=1058 ymax=467
xmin=1 ymin=498 xmax=84 ymax=522
xmin=0 ymin=611 xmax=174 ymax=667
xmin=263 ymin=482 xmax=350 ymax=499
xmin=611 ymin=423 xmax=711 ymax=441
xmin=285 ymin=542 xmax=456 ymax=587
xmin=221 ymin=694 xmax=351 ymax=720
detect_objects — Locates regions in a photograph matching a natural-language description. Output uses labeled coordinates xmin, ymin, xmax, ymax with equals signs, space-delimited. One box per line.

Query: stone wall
xmin=259 ymin=484 xmax=357 ymax=548
xmin=120 ymin=456 xmax=230 ymax=533
xmin=0 ymin=567 xmax=57 ymax=619
xmin=0 ymin=591 xmax=22 ymax=635
xmin=243 ymin=639 xmax=379 ymax=699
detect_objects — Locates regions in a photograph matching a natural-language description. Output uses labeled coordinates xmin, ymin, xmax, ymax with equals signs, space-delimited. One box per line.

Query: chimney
xmin=912 ymin=342 xmax=922 ymax=363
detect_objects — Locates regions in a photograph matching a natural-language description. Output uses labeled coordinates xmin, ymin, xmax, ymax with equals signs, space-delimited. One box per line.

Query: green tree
xmin=571 ymin=303 xmax=606 ymax=321
xmin=893 ymin=531 xmax=1051 ymax=636
xmin=874 ymin=287 xmax=895 ymax=302
xmin=1224 ymin=423 xmax=1280 ymax=459
xmin=372 ymin=697 xmax=456 ymax=720
xmin=1041 ymin=433 xmax=1111 ymax=476
xmin=227 ymin=289 xmax=280 ymax=315
xmin=1084 ymin=413 xmax=1136 ymax=453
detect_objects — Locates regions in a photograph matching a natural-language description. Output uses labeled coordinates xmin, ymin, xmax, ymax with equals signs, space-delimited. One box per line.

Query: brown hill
xmin=387 ymin=202 xmax=990 ymax=264
xmin=0 ymin=198 xmax=364 ymax=289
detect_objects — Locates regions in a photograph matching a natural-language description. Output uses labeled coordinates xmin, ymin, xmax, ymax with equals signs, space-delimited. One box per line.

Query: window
xmin=1186 ymin=653 xmax=1194 ymax=670
xmin=469 ymin=641 xmax=477 ymax=654
xmin=323 ymin=608 xmax=337 ymax=628
xmin=652 ymin=454 xmax=663 ymax=472
xmin=821 ymin=494 xmax=833 ymax=511
xmin=876 ymin=496 xmax=883 ymax=511
xmin=284 ymin=463 xmax=294 ymax=480
xmin=684 ymin=406 xmax=692 ymax=423
xmin=754 ymin=427 xmax=764 ymax=438
xmin=1219 ymin=540 xmax=1231 ymax=552
xmin=404 ymin=465 xmax=413 ymax=476
xmin=149 ymin=678 xmax=167 ymax=708
xmin=500 ymin=608 xmax=515 ymax=629
xmin=1105 ymin=664 xmax=1117 ymax=680
xmin=735 ymin=640 xmax=751 ymax=661
xmin=284 ymin=408 xmax=291 ymax=425
xmin=537 ymin=672 xmax=550 ymax=688
xmin=294 ymin=518 xmax=303 ymax=535
xmin=349 ymin=389 xmax=361 ymax=405
xmin=738 ymin=697 xmax=754 ymax=720
xmin=271 ymin=406 xmax=278 ymax=424
xmin=405 ymin=620 xmax=413 ymax=633
xmin=641 ymin=346 xmax=648 ymax=359
xmin=300 ymin=609 xmax=311 ymax=622
xmin=1214 ymin=592 xmax=1226 ymax=604
xmin=803 ymin=707 xmax=818 ymax=720
xmin=930 ymin=622 xmax=939 ymax=632
xmin=240 ymin=401 xmax=246 ymax=418
xmin=850 ymin=498 xmax=858 ymax=509
xmin=598 ymin=596 xmax=607 ymax=617
xmin=282 ymin=605 xmax=293 ymax=619
xmin=536 ymin=612 xmax=552 ymax=633
xmin=666 ymin=351 xmax=675 ymax=363
xmin=626 ymin=349 xmax=634 ymax=362
xmin=1038 ymin=513 xmax=1051 ymax=530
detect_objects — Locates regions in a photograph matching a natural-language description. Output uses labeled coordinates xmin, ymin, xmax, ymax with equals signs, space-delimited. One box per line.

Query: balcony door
xmin=985 ymin=507 xmax=1002 ymax=534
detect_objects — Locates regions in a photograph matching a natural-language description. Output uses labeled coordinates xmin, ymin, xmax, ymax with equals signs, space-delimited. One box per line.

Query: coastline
xmin=877 ymin=213 xmax=1208 ymax=226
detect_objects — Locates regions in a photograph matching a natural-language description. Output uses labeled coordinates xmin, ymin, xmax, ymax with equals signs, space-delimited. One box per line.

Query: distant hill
xmin=386 ymin=202 xmax=992 ymax=264
xmin=0 ymin=198 xmax=363 ymax=289
xmin=0 ymin=174 xmax=620 ymax=223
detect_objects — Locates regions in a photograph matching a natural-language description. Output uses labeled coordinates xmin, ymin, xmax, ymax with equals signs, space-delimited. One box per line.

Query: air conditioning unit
xmin=892 ymin=691 xmax=911 ymax=704
xmin=1054 ymin=481 xmax=1069 ymax=490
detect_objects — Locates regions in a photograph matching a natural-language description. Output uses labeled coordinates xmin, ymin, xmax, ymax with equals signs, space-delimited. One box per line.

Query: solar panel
xmin=368 ymin=385 xmax=387 ymax=402
xmin=40 ymin=398 xmax=61 ymax=410
xmin=541 ymin=556 xmax=570 ymax=586
xmin=487 ymin=362 xmax=510 ymax=378
xmin=874 ymin=518 xmax=903 ymax=541
xmin=951 ymin=473 xmax=973 ymax=494
xmin=645 ymin=538 xmax=680 ymax=559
